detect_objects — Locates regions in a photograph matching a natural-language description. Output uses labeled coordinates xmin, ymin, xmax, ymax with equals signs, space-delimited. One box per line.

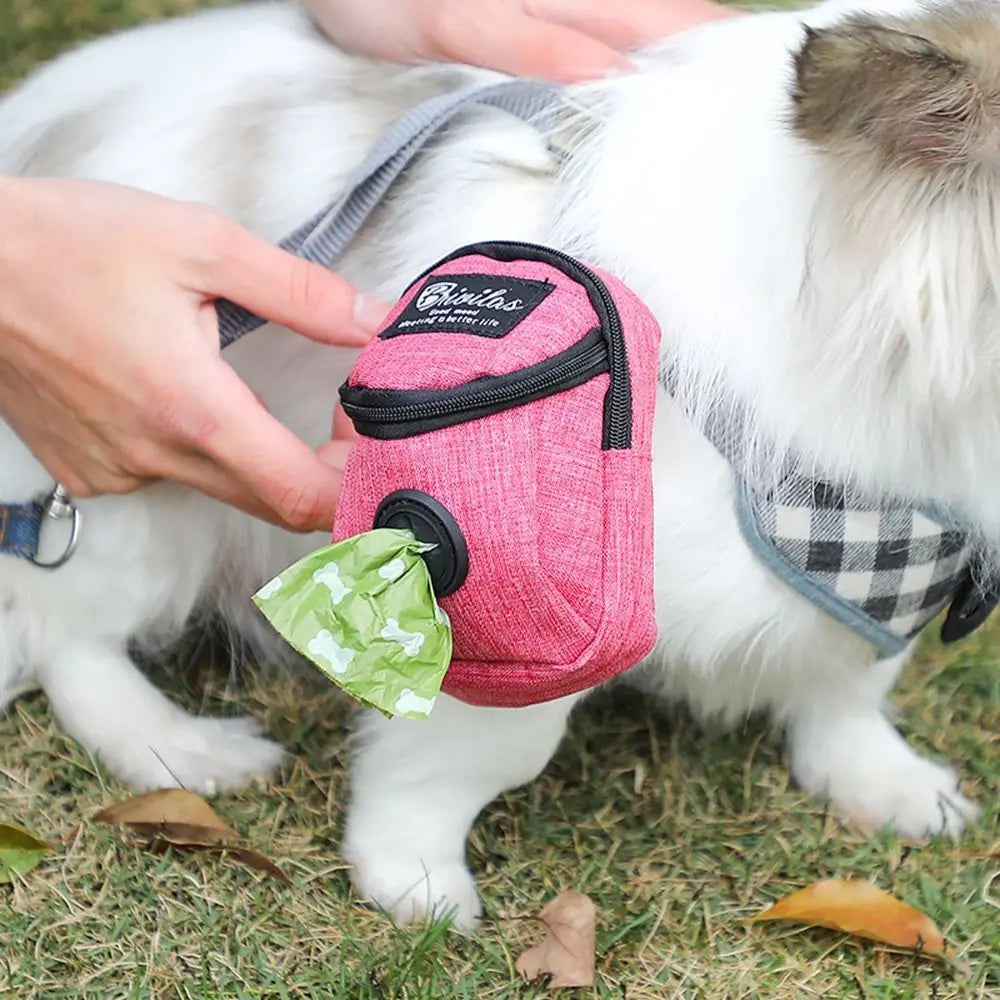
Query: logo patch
xmin=381 ymin=272 xmax=554 ymax=339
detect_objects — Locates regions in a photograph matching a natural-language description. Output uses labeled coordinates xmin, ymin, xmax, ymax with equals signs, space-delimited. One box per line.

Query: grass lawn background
xmin=1 ymin=2 xmax=997 ymax=997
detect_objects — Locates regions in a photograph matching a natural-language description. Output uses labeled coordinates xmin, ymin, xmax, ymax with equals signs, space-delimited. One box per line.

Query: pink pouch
xmin=336 ymin=241 xmax=660 ymax=707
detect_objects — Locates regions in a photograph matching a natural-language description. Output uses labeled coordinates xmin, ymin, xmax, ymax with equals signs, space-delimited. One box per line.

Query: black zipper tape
xmin=342 ymin=241 xmax=633 ymax=448
xmin=341 ymin=329 xmax=609 ymax=439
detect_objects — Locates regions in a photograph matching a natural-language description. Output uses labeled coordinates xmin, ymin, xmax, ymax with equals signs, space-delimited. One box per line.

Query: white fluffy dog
xmin=0 ymin=0 xmax=994 ymax=929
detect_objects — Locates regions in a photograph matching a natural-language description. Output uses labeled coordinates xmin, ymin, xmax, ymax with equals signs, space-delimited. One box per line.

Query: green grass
xmin=0 ymin=0 xmax=235 ymax=89
xmin=1 ymin=637 xmax=997 ymax=998
xmin=1 ymin=2 xmax=998 ymax=997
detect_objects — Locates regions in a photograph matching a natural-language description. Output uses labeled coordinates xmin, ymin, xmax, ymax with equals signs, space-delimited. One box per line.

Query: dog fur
xmin=0 ymin=0 xmax=994 ymax=929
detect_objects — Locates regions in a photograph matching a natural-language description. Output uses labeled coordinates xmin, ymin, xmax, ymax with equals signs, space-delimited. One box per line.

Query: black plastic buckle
xmin=940 ymin=566 xmax=1000 ymax=644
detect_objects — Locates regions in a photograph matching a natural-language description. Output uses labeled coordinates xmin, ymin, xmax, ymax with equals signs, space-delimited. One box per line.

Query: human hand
xmin=304 ymin=0 xmax=738 ymax=83
xmin=0 ymin=177 xmax=387 ymax=531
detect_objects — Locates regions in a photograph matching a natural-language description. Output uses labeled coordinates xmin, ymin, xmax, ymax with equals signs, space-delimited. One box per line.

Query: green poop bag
xmin=252 ymin=528 xmax=451 ymax=719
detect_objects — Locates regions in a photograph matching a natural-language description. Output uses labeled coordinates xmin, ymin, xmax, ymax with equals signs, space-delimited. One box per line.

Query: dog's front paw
xmin=102 ymin=714 xmax=285 ymax=794
xmin=347 ymin=845 xmax=482 ymax=932
xmin=790 ymin=711 xmax=979 ymax=840
xmin=866 ymin=755 xmax=979 ymax=840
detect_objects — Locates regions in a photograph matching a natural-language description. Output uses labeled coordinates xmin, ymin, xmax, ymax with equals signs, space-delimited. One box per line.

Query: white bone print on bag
xmin=313 ymin=563 xmax=350 ymax=604
xmin=381 ymin=618 xmax=426 ymax=656
xmin=307 ymin=629 xmax=356 ymax=674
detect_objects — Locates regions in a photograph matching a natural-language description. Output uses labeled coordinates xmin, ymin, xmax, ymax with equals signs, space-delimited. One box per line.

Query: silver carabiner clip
xmin=30 ymin=484 xmax=81 ymax=570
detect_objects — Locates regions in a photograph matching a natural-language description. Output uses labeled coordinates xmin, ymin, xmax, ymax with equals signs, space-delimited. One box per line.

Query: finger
xmin=23 ymin=426 xmax=273 ymax=521
xmin=153 ymin=449 xmax=292 ymax=526
xmin=27 ymin=410 xmax=301 ymax=524
xmin=427 ymin=2 xmax=633 ymax=82
xmin=190 ymin=360 xmax=345 ymax=531
xmin=526 ymin=0 xmax=739 ymax=51
xmin=331 ymin=401 xmax=358 ymax=444
xmin=316 ymin=437 xmax=354 ymax=475
xmin=197 ymin=220 xmax=390 ymax=345
xmin=45 ymin=427 xmax=307 ymax=526
xmin=27 ymin=444 xmax=150 ymax=498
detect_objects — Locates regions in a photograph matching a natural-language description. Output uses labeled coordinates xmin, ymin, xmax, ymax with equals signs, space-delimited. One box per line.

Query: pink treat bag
xmin=335 ymin=241 xmax=660 ymax=707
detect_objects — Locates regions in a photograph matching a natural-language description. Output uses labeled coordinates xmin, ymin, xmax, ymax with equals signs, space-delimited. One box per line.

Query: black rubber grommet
xmin=373 ymin=490 xmax=469 ymax=598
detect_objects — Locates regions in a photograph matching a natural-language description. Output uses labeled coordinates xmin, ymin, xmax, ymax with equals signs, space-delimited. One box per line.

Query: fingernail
xmin=558 ymin=52 xmax=635 ymax=84
xmin=603 ymin=56 xmax=637 ymax=78
xmin=354 ymin=293 xmax=392 ymax=335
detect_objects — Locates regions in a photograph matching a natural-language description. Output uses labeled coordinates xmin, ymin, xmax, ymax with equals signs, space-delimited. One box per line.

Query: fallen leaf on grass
xmin=752 ymin=879 xmax=946 ymax=956
xmin=93 ymin=788 xmax=238 ymax=840
xmin=93 ymin=788 xmax=288 ymax=885
xmin=214 ymin=845 xmax=290 ymax=884
xmin=124 ymin=820 xmax=235 ymax=848
xmin=0 ymin=823 xmax=50 ymax=882
xmin=516 ymin=890 xmax=596 ymax=989
xmin=143 ymin=835 xmax=292 ymax=886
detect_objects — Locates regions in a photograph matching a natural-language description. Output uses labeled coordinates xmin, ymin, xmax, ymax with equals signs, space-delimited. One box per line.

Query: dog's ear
xmin=792 ymin=10 xmax=1000 ymax=171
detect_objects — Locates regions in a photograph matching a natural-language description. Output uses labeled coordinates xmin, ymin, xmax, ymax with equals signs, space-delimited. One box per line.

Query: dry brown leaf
xmin=220 ymin=846 xmax=292 ymax=886
xmin=516 ymin=890 xmax=596 ymax=989
xmin=145 ymin=837 xmax=292 ymax=886
xmin=93 ymin=789 xmax=238 ymax=842
xmin=126 ymin=821 xmax=236 ymax=848
xmin=93 ymin=789 xmax=288 ymax=885
xmin=752 ymin=879 xmax=946 ymax=956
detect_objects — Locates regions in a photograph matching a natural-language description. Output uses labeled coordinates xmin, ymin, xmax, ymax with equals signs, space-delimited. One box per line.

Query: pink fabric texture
xmin=334 ymin=246 xmax=661 ymax=707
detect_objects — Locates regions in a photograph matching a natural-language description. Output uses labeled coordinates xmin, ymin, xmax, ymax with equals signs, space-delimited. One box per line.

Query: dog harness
xmin=6 ymin=79 xmax=994 ymax=648
xmin=737 ymin=472 xmax=980 ymax=655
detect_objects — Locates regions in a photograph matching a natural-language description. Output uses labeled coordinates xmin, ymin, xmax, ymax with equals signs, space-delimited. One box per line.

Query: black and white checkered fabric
xmin=736 ymin=472 xmax=971 ymax=656
xmin=659 ymin=358 xmax=985 ymax=655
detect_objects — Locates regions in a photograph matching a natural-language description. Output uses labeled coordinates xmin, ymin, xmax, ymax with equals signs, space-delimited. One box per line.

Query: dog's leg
xmin=0 ymin=648 xmax=38 ymax=715
xmin=37 ymin=640 xmax=284 ymax=792
xmin=786 ymin=650 xmax=979 ymax=839
xmin=344 ymin=692 xmax=581 ymax=931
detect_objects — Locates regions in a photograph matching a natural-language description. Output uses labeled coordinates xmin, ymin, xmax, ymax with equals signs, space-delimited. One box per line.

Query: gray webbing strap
xmin=215 ymin=79 xmax=560 ymax=347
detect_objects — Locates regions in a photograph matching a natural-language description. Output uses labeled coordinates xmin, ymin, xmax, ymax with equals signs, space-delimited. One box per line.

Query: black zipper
xmin=341 ymin=241 xmax=633 ymax=448
xmin=405 ymin=241 xmax=633 ymax=449
xmin=341 ymin=330 xmax=609 ymax=440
